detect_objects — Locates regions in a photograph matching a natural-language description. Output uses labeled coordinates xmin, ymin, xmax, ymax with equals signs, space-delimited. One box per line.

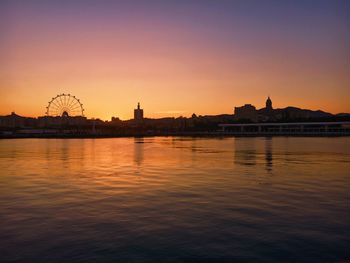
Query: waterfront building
xmin=234 ymin=104 xmax=258 ymax=122
xmin=37 ymin=116 xmax=87 ymax=127
xmin=219 ymin=121 xmax=350 ymax=135
xmin=0 ymin=112 xmax=36 ymax=128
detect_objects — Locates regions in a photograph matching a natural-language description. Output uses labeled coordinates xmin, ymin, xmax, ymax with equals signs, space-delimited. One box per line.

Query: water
xmin=0 ymin=137 xmax=349 ymax=262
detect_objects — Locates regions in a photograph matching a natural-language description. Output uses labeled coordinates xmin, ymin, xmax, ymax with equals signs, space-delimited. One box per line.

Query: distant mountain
xmin=272 ymin=107 xmax=333 ymax=118
xmin=336 ymin=113 xmax=350 ymax=117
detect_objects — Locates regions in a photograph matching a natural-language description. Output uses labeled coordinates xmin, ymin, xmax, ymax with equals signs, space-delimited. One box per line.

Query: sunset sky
xmin=1 ymin=0 xmax=349 ymax=120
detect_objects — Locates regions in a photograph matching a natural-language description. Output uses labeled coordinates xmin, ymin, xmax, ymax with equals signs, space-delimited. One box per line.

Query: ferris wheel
xmin=46 ymin=94 xmax=84 ymax=117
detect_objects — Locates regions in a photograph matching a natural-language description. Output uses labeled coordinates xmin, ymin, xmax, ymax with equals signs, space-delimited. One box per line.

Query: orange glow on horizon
xmin=1 ymin=1 xmax=349 ymax=120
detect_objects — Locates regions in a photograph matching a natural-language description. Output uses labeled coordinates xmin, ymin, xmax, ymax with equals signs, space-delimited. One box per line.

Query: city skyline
xmin=1 ymin=0 xmax=350 ymax=120
xmin=2 ymin=94 xmax=349 ymax=122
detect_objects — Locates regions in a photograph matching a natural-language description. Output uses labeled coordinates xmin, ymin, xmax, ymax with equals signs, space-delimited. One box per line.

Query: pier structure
xmin=219 ymin=122 xmax=350 ymax=135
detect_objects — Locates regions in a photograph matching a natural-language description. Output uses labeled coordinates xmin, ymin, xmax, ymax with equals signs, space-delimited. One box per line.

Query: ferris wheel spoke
xmin=50 ymin=101 xmax=60 ymax=109
xmin=64 ymin=95 xmax=68 ymax=107
xmin=72 ymin=107 xmax=81 ymax=112
xmin=69 ymin=106 xmax=79 ymax=111
xmin=70 ymin=102 xmax=81 ymax=108
xmin=70 ymin=98 xmax=80 ymax=110
xmin=50 ymin=100 xmax=61 ymax=109
xmin=64 ymin=95 xmax=69 ymax=106
xmin=59 ymin=95 xmax=65 ymax=108
xmin=70 ymin=103 xmax=82 ymax=111
xmin=66 ymin=95 xmax=72 ymax=108
xmin=67 ymin=96 xmax=77 ymax=109
xmin=70 ymin=100 xmax=80 ymax=109
xmin=53 ymin=102 xmax=61 ymax=111
xmin=51 ymin=106 xmax=62 ymax=114
xmin=49 ymin=106 xmax=59 ymax=114
xmin=56 ymin=96 xmax=62 ymax=107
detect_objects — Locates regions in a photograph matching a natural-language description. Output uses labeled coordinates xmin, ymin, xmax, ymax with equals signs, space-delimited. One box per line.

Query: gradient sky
xmin=1 ymin=0 xmax=349 ymax=120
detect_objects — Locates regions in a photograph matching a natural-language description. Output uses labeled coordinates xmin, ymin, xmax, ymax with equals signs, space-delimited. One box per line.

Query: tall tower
xmin=134 ymin=102 xmax=144 ymax=121
xmin=266 ymin=96 xmax=273 ymax=111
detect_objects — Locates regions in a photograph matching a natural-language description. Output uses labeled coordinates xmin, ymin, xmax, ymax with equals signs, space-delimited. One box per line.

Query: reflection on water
xmin=234 ymin=137 xmax=273 ymax=172
xmin=234 ymin=138 xmax=257 ymax=166
xmin=265 ymin=137 xmax=273 ymax=172
xmin=0 ymin=137 xmax=350 ymax=262
xmin=134 ymin=137 xmax=144 ymax=167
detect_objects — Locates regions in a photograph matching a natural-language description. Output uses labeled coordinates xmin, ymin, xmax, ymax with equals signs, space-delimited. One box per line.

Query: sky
xmin=1 ymin=0 xmax=349 ymax=120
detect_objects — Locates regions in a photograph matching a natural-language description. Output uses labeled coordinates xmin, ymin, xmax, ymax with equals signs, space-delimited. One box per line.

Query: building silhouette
xmin=234 ymin=97 xmax=274 ymax=122
xmin=134 ymin=102 xmax=144 ymax=122
xmin=234 ymin=104 xmax=258 ymax=122
xmin=0 ymin=112 xmax=36 ymax=128
xmin=266 ymin=96 xmax=273 ymax=111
